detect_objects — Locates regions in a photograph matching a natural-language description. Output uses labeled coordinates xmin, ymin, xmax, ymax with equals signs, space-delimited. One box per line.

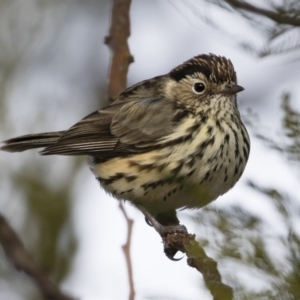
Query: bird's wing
xmin=41 ymin=97 xmax=189 ymax=156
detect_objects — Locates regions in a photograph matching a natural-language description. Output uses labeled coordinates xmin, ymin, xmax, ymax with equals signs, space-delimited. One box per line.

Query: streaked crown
xmin=169 ymin=54 xmax=236 ymax=84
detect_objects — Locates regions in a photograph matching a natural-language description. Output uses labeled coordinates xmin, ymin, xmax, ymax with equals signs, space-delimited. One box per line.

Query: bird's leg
xmin=136 ymin=205 xmax=187 ymax=260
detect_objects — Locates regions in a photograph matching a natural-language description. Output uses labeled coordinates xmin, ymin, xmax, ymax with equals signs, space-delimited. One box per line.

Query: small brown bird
xmin=1 ymin=54 xmax=250 ymax=253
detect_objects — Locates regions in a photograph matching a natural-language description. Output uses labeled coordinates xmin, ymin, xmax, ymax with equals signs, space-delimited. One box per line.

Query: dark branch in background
xmin=206 ymin=0 xmax=300 ymax=58
xmin=105 ymin=0 xmax=133 ymax=102
xmin=224 ymin=0 xmax=300 ymax=26
xmin=105 ymin=1 xmax=135 ymax=300
xmin=0 ymin=214 xmax=75 ymax=300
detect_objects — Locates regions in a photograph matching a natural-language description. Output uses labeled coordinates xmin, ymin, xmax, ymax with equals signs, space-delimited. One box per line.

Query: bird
xmin=1 ymin=54 xmax=250 ymax=256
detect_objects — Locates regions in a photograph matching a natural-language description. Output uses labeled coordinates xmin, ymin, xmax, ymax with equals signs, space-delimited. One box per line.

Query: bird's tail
xmin=1 ymin=131 xmax=64 ymax=153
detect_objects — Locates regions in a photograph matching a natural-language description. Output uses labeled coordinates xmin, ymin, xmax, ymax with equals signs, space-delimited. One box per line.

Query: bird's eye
xmin=193 ymin=82 xmax=206 ymax=94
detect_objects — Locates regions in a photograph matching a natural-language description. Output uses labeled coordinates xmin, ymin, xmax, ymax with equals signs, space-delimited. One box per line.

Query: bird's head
xmin=164 ymin=54 xmax=244 ymax=111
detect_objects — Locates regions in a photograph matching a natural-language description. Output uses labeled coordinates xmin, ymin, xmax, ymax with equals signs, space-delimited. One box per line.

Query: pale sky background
xmin=0 ymin=1 xmax=299 ymax=299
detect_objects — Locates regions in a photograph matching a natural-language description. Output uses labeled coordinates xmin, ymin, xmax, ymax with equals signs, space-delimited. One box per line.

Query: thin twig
xmin=119 ymin=203 xmax=135 ymax=300
xmin=0 ymin=213 xmax=75 ymax=300
xmin=105 ymin=1 xmax=135 ymax=300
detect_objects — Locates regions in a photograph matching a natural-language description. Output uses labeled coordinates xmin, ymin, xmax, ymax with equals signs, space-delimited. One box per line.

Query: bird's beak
xmin=221 ymin=84 xmax=244 ymax=95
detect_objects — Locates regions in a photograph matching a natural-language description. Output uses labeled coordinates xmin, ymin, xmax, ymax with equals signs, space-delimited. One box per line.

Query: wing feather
xmin=41 ymin=97 xmax=182 ymax=157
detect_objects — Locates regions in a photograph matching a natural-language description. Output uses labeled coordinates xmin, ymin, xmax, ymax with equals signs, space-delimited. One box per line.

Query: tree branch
xmin=138 ymin=205 xmax=234 ymax=299
xmin=105 ymin=0 xmax=133 ymax=102
xmin=105 ymin=1 xmax=135 ymax=300
xmin=0 ymin=214 xmax=75 ymax=300
xmin=164 ymin=233 xmax=233 ymax=300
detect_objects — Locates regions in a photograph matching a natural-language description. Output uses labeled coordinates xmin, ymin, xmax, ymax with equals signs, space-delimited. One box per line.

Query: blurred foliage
xmin=205 ymin=0 xmax=300 ymax=58
xmin=0 ymin=0 xmax=108 ymax=298
xmin=252 ymin=93 xmax=300 ymax=164
xmin=12 ymin=169 xmax=78 ymax=282
xmin=0 ymin=1 xmax=80 ymax=299
xmin=0 ymin=0 xmax=66 ymax=126
xmin=191 ymin=94 xmax=300 ymax=298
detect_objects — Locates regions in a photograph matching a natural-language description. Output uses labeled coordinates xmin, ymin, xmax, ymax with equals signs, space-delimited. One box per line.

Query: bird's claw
xmin=145 ymin=217 xmax=153 ymax=227
xmin=139 ymin=205 xmax=188 ymax=261
xmin=164 ymin=245 xmax=184 ymax=261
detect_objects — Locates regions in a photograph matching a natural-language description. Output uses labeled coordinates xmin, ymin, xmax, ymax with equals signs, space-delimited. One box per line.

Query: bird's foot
xmin=145 ymin=216 xmax=187 ymax=236
xmin=139 ymin=207 xmax=188 ymax=261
